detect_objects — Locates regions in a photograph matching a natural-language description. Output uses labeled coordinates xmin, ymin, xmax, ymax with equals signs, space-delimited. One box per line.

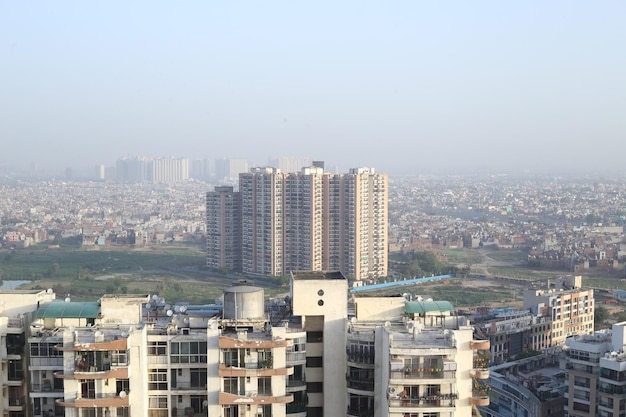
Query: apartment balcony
xmin=470 ymin=340 xmax=490 ymax=350
xmin=599 ymin=383 xmax=626 ymax=395
xmin=57 ymin=392 xmax=130 ymax=408
xmin=170 ymin=381 xmax=208 ymax=391
xmin=347 ymin=406 xmax=374 ymax=417
xmin=346 ymin=378 xmax=374 ymax=393
xmin=469 ymin=395 xmax=490 ymax=406
xmin=8 ymin=396 xmax=26 ymax=408
xmin=470 ymin=368 xmax=490 ymax=379
xmin=218 ymin=363 xmax=293 ymax=377
xmin=219 ymin=391 xmax=293 ymax=405
xmin=57 ymin=338 xmax=127 ymax=352
xmin=218 ymin=336 xmax=291 ymax=349
xmin=55 ymin=366 xmax=129 ymax=380
xmin=6 ymin=317 xmax=24 ymax=331
xmin=286 ymin=379 xmax=306 ymax=391
xmin=286 ymin=402 xmax=307 ymax=416
xmin=388 ymin=393 xmax=459 ymax=409
xmin=390 ymin=369 xmax=456 ymax=381
xmin=31 ymin=381 xmax=64 ymax=393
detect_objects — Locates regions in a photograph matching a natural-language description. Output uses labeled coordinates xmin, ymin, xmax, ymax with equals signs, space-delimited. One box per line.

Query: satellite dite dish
xmin=119 ymin=391 xmax=127 ymax=398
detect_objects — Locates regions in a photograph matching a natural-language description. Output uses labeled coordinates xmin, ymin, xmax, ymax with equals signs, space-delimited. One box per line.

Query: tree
xmin=595 ymin=305 xmax=609 ymax=329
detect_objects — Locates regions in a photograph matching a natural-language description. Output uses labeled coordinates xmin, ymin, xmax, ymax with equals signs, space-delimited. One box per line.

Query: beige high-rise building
xmin=206 ymin=186 xmax=242 ymax=271
xmin=229 ymin=166 xmax=387 ymax=280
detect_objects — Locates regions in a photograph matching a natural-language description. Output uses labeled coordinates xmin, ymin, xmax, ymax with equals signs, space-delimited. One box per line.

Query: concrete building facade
xmin=207 ymin=166 xmax=388 ymax=280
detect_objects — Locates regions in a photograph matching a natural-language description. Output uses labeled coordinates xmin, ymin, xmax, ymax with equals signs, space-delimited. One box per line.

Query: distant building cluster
xmin=94 ymin=156 xmax=332 ymax=184
xmin=206 ymin=166 xmax=388 ymax=280
xmin=1 ymin=270 xmax=489 ymax=417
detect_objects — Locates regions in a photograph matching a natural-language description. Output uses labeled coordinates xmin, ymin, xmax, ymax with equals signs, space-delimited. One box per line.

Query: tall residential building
xmin=523 ymin=276 xmax=595 ymax=346
xmin=268 ymin=157 xmax=313 ymax=173
xmin=115 ymin=157 xmax=150 ymax=182
xmin=208 ymin=166 xmax=388 ymax=279
xmin=1 ymin=289 xmax=56 ymax=417
xmin=15 ymin=270 xmax=483 ymax=417
xmin=149 ymin=157 xmax=189 ymax=183
xmin=215 ymin=158 xmax=249 ymax=182
xmin=346 ymin=292 xmax=487 ymax=417
xmin=206 ymin=186 xmax=242 ymax=271
xmin=190 ymin=158 xmax=214 ymax=181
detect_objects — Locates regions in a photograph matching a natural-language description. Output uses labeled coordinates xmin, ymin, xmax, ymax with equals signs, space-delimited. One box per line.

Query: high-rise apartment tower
xmin=207 ymin=166 xmax=388 ymax=280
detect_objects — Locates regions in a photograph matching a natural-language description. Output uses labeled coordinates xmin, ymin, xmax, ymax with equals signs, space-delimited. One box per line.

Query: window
xmin=307 ymin=382 xmax=323 ymax=393
xmin=148 ymin=369 xmax=168 ymax=390
xmin=224 ymin=377 xmax=239 ymax=394
xmin=306 ymin=356 xmax=323 ymax=367
xmin=111 ymin=350 xmax=128 ymax=366
xmin=306 ymin=331 xmax=323 ymax=343
xmin=148 ymin=341 xmax=167 ymax=355
xmin=190 ymin=369 xmax=207 ymax=388
xmin=170 ymin=341 xmax=207 ymax=364
xmin=148 ymin=396 xmax=168 ymax=409
xmin=117 ymin=379 xmax=130 ymax=394
xmin=258 ymin=377 xmax=272 ymax=395
xmin=30 ymin=343 xmax=61 ymax=357
xmin=223 ymin=349 xmax=239 ymax=367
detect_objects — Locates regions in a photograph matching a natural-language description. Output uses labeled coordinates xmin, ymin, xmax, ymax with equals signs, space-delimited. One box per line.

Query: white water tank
xmin=223 ymin=286 xmax=265 ymax=319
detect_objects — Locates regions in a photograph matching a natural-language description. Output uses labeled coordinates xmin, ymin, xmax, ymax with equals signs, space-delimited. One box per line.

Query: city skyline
xmin=2 ymin=2 xmax=626 ymax=176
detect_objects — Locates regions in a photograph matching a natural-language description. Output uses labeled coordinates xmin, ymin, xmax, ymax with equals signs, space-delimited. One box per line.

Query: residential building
xmin=206 ymin=186 xmax=242 ymax=271
xmin=268 ymin=157 xmax=313 ymax=173
xmin=14 ymin=270 xmax=486 ymax=417
xmin=524 ymin=276 xmax=594 ymax=346
xmin=209 ymin=166 xmax=388 ymax=280
xmin=347 ymin=293 xmax=487 ymax=417
xmin=484 ymin=353 xmax=567 ymax=417
xmin=0 ymin=289 xmax=56 ymax=417
xmin=149 ymin=158 xmax=189 ymax=183
xmin=215 ymin=158 xmax=249 ymax=182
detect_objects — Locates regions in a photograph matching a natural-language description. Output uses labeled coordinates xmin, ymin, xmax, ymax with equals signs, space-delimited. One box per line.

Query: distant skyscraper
xmin=95 ymin=164 xmax=105 ymax=180
xmin=149 ymin=158 xmax=189 ymax=183
xmin=215 ymin=158 xmax=249 ymax=182
xmin=268 ymin=156 xmax=313 ymax=173
xmin=205 ymin=186 xmax=242 ymax=271
xmin=190 ymin=158 xmax=214 ymax=181
xmin=207 ymin=166 xmax=388 ymax=280
xmin=115 ymin=157 xmax=150 ymax=182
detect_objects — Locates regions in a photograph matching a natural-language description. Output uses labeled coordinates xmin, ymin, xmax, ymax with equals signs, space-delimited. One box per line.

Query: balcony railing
xmin=347 ymin=379 xmax=374 ymax=392
xmin=390 ymin=370 xmax=456 ymax=380
xmin=9 ymin=396 xmax=26 ymax=406
xmin=347 ymin=407 xmax=374 ymax=417
xmin=287 ymin=403 xmax=307 ymax=414
xmin=389 ymin=393 xmax=458 ymax=408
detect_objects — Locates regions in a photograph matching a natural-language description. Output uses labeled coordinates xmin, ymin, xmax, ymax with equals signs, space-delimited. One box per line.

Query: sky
xmin=1 ymin=1 xmax=625 ymax=176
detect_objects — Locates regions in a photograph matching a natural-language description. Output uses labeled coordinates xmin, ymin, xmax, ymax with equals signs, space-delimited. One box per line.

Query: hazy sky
xmin=2 ymin=2 xmax=625 ymax=175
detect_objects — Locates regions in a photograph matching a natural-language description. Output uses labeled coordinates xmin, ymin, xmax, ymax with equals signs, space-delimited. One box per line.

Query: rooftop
xmin=36 ymin=301 xmax=100 ymax=319
xmin=290 ymin=270 xmax=346 ymax=280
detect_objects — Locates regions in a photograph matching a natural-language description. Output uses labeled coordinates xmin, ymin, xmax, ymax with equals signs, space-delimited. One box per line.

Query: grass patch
xmin=1 ymin=244 xmax=206 ymax=281
xmin=440 ymin=249 xmax=483 ymax=265
xmin=484 ymin=250 xmax=528 ymax=263
xmin=367 ymin=279 xmax=518 ymax=307
xmin=486 ymin=266 xmax=552 ymax=281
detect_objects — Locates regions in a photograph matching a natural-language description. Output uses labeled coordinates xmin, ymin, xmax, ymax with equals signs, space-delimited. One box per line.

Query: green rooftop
xmin=36 ymin=301 xmax=100 ymax=319
xmin=405 ymin=300 xmax=454 ymax=315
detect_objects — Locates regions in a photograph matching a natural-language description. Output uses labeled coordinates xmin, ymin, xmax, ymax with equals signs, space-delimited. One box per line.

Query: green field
xmin=484 ymin=250 xmax=528 ymax=263
xmin=369 ymin=279 xmax=518 ymax=307
xmin=0 ymin=244 xmax=287 ymax=303
xmin=440 ymin=249 xmax=484 ymax=265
